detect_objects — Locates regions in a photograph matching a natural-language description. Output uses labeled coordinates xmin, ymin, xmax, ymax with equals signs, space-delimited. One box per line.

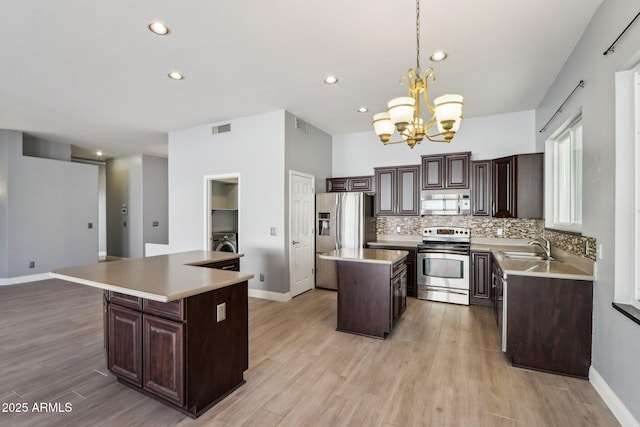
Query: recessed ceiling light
xmin=96 ymin=150 xmax=103 ymax=157
xmin=148 ymin=22 xmax=170 ymax=35
xmin=430 ymin=51 xmax=447 ymax=62
xmin=168 ymin=71 xmax=184 ymax=80
xmin=357 ymin=107 xmax=368 ymax=113
xmin=324 ymin=76 xmax=338 ymax=85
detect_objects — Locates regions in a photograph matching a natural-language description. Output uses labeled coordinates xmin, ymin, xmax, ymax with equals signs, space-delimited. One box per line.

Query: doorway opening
xmin=205 ymin=174 xmax=240 ymax=252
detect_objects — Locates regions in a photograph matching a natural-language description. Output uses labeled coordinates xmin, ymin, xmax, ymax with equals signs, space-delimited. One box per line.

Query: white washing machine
xmin=212 ymin=232 xmax=238 ymax=253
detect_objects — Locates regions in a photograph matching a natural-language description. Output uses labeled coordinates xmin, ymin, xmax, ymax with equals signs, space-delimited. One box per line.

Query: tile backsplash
xmin=375 ymin=216 xmax=597 ymax=261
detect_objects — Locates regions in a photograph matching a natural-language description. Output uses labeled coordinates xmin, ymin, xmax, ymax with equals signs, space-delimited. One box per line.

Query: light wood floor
xmin=0 ymin=279 xmax=619 ymax=427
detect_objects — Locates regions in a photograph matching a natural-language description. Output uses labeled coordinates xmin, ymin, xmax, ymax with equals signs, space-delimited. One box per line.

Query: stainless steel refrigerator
xmin=315 ymin=192 xmax=376 ymax=290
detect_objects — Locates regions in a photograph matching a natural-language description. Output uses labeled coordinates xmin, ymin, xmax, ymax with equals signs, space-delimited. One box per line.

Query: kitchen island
xmin=319 ymin=248 xmax=408 ymax=339
xmin=51 ymin=251 xmax=254 ymax=418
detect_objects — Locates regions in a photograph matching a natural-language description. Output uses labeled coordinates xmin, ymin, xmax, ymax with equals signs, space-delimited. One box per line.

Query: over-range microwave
xmin=420 ymin=192 xmax=471 ymax=216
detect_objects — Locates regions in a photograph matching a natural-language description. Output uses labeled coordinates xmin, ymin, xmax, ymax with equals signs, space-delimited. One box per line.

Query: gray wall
xmin=142 ymin=155 xmax=168 ymax=251
xmin=0 ymin=130 xmax=98 ymax=278
xmin=22 ymin=134 xmax=71 ymax=161
xmin=534 ymin=0 xmax=640 ymax=421
xmin=284 ymin=112 xmax=332 ymax=292
xmin=106 ymin=154 xmax=167 ymax=258
xmin=107 ymin=155 xmax=143 ymax=258
xmin=0 ymin=132 xmax=11 ymax=277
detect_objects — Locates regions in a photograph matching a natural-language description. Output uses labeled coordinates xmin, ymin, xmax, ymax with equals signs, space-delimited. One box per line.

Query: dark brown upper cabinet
xmin=471 ymin=160 xmax=492 ymax=216
xmin=492 ymin=153 xmax=543 ymax=218
xmin=421 ymin=152 xmax=471 ymax=190
xmin=327 ymin=175 xmax=375 ymax=193
xmin=374 ymin=165 xmax=420 ymax=216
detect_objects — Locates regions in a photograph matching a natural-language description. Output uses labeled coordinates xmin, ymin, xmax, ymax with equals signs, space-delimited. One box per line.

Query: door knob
xmin=292 ymin=240 xmax=300 ymax=245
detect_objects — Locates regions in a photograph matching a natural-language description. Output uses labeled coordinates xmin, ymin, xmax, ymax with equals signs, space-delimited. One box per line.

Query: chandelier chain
xmin=416 ymin=0 xmax=420 ymax=71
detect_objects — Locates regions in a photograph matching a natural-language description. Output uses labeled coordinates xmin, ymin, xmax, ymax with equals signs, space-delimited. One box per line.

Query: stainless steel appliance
xmin=315 ymin=192 xmax=376 ymax=290
xmin=212 ymin=232 xmax=238 ymax=253
xmin=416 ymin=226 xmax=470 ymax=305
xmin=420 ymin=192 xmax=470 ymax=215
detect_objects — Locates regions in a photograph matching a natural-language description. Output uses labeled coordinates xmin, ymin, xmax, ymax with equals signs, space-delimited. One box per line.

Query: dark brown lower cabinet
xmin=107 ymin=280 xmax=248 ymax=418
xmin=336 ymin=257 xmax=406 ymax=339
xmin=143 ymin=314 xmax=184 ymax=405
xmin=108 ymin=304 xmax=143 ymax=386
xmin=470 ymin=250 xmax=492 ymax=306
xmin=506 ymin=275 xmax=593 ymax=378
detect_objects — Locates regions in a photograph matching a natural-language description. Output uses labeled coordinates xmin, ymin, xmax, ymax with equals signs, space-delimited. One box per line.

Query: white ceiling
xmin=0 ymin=0 xmax=602 ymax=159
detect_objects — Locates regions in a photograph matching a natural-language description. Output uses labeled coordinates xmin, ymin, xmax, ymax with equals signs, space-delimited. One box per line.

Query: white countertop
xmin=51 ymin=251 xmax=254 ymax=302
xmin=319 ymin=248 xmax=409 ymax=265
xmin=473 ymin=243 xmax=594 ymax=281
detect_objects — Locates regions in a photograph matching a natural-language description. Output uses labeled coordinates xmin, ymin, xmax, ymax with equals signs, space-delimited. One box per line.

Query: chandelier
xmin=372 ymin=0 xmax=464 ymax=148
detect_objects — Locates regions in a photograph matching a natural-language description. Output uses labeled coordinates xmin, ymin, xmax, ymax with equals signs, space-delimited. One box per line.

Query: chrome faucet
xmin=528 ymin=235 xmax=552 ymax=260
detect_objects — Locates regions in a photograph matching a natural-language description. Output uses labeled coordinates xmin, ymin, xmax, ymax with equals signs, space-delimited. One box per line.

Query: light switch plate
xmin=216 ymin=303 xmax=226 ymax=322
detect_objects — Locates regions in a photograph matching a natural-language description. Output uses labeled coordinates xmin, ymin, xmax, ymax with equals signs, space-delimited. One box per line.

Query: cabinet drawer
xmin=143 ymin=299 xmax=185 ymax=322
xmin=109 ymin=291 xmax=143 ymax=310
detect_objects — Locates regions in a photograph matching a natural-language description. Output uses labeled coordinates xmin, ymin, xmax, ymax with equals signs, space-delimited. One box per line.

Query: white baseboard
xmin=0 ymin=273 xmax=52 ymax=286
xmin=248 ymin=288 xmax=292 ymax=302
xmin=590 ymin=366 xmax=640 ymax=427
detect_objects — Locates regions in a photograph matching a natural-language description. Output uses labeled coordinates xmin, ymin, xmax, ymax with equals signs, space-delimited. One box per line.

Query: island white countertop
xmin=319 ymin=248 xmax=408 ymax=265
xmin=51 ymin=250 xmax=254 ymax=302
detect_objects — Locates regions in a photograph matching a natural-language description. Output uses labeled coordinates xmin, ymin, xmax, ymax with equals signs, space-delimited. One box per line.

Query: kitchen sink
xmin=499 ymin=250 xmax=554 ymax=261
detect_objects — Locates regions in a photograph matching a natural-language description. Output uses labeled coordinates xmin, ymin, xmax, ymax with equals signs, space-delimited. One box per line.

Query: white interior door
xmin=289 ymin=171 xmax=314 ymax=297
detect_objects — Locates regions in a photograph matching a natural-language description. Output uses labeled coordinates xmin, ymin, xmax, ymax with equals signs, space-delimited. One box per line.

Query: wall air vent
xmin=212 ymin=123 xmax=232 ymax=135
xmin=294 ymin=117 xmax=309 ymax=134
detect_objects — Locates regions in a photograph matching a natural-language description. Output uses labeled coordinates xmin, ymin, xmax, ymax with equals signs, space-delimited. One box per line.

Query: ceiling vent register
xmin=212 ymin=123 xmax=232 ymax=135
xmin=294 ymin=117 xmax=309 ymax=134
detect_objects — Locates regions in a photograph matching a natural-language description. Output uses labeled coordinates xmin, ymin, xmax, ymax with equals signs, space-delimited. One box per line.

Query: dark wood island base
xmin=53 ymin=251 xmax=253 ymax=419
xmin=321 ymin=249 xmax=408 ymax=340
xmin=106 ymin=279 xmax=248 ymax=418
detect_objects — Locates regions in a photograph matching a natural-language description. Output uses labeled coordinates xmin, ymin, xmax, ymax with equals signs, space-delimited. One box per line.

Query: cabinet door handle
xmin=221 ymin=265 xmax=235 ymax=270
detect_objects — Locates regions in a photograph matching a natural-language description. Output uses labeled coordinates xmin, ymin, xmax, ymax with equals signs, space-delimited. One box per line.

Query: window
xmin=545 ymin=115 xmax=583 ymax=232
xmin=614 ymin=62 xmax=640 ymax=312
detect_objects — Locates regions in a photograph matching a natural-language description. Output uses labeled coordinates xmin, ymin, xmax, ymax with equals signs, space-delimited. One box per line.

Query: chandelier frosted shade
xmin=388 ymin=97 xmax=416 ymax=131
xmin=372 ymin=112 xmax=395 ymax=142
xmin=434 ymin=94 xmax=463 ymax=124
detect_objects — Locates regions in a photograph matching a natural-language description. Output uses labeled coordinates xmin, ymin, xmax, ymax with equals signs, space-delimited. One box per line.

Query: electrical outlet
xmin=216 ymin=303 xmax=226 ymax=322
xmin=259 ymin=273 xmax=265 ymax=282
xmin=152 ymin=221 xmax=159 ymax=227
xmin=496 ymin=228 xmax=503 ymax=236
xmin=396 ymin=225 xmax=402 ymax=233
xmin=270 ymin=227 xmax=278 ymax=236
xmin=88 ymin=222 xmax=93 ymax=229
xmin=29 ymin=261 xmax=35 ymax=268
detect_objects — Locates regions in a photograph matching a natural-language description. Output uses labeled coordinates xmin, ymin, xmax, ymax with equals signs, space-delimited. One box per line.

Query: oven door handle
xmin=419 ymin=285 xmax=469 ymax=295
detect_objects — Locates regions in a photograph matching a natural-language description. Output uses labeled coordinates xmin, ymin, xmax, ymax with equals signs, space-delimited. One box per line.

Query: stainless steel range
xmin=416 ymin=226 xmax=471 ymax=305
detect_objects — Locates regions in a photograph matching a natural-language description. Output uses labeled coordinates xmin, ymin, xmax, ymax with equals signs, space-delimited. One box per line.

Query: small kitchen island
xmin=319 ymin=248 xmax=408 ymax=339
xmin=51 ymin=251 xmax=254 ymax=418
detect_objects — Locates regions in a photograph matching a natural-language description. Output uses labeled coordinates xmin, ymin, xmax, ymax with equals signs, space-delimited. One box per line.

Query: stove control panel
xmin=422 ymin=227 xmax=471 ymax=241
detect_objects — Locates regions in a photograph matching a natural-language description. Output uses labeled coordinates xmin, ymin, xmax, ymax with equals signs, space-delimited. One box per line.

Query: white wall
xmin=0 ymin=130 xmax=98 ymax=278
xmin=169 ymin=111 xmax=286 ymax=294
xmin=534 ymin=0 xmax=640 ymax=422
xmin=332 ymin=110 xmax=536 ymax=176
